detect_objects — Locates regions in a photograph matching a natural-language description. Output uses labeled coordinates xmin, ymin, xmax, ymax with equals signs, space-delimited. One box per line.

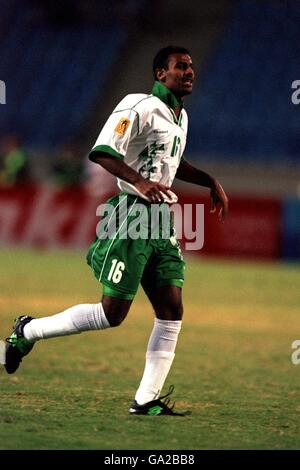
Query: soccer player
xmin=5 ymin=46 xmax=228 ymax=416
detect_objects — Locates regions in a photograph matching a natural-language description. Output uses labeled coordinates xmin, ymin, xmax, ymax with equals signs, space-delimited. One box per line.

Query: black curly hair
xmin=153 ymin=46 xmax=190 ymax=80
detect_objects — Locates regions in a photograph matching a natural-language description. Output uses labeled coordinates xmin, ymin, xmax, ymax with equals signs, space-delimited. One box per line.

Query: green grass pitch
xmin=0 ymin=247 xmax=299 ymax=450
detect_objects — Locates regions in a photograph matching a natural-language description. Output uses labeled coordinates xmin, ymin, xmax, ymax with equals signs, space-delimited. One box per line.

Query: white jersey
xmin=90 ymin=81 xmax=188 ymax=202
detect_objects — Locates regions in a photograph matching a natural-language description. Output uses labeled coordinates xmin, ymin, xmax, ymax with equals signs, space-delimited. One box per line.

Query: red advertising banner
xmin=0 ymin=184 xmax=107 ymax=249
xmin=178 ymin=193 xmax=282 ymax=260
xmin=0 ymin=185 xmax=282 ymax=260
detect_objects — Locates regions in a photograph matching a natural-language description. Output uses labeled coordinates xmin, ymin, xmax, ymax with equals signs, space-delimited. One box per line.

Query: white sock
xmin=135 ymin=318 xmax=182 ymax=405
xmin=23 ymin=303 xmax=110 ymax=342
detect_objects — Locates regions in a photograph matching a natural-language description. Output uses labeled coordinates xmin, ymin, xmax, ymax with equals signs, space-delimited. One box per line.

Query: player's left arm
xmin=176 ymin=159 xmax=229 ymax=222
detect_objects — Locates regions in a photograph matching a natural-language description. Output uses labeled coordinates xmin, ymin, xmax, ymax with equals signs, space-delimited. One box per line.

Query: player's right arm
xmin=89 ymin=152 xmax=171 ymax=203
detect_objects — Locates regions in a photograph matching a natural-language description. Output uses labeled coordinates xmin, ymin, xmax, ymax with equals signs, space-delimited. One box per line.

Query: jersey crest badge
xmin=115 ymin=118 xmax=131 ymax=136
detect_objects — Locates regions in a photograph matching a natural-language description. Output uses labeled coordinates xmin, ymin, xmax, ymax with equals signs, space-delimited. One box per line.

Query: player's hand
xmin=135 ymin=179 xmax=173 ymax=203
xmin=210 ymin=180 xmax=229 ymax=222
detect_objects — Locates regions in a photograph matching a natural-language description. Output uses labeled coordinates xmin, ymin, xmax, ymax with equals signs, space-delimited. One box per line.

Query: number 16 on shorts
xmin=107 ymin=259 xmax=125 ymax=284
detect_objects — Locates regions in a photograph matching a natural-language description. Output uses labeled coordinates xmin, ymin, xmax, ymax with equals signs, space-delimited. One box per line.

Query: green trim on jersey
xmin=156 ymin=279 xmax=184 ymax=289
xmin=151 ymin=81 xmax=182 ymax=110
xmin=90 ymin=145 xmax=124 ymax=160
xmin=151 ymin=81 xmax=184 ymax=125
xmin=103 ymin=285 xmax=135 ymax=300
xmin=178 ymin=113 xmax=183 ymax=127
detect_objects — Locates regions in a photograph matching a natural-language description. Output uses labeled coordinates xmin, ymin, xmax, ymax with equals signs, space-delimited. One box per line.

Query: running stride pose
xmin=5 ymin=46 xmax=228 ymax=416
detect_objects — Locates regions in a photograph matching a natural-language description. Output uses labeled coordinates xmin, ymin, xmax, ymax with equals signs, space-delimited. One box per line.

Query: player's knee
xmin=157 ymin=302 xmax=183 ymax=321
xmin=107 ymin=313 xmax=126 ymax=328
xmin=102 ymin=296 xmax=131 ymax=328
xmin=149 ymin=285 xmax=183 ymax=320
xmin=168 ymin=296 xmax=183 ymax=318
xmin=176 ymin=302 xmax=183 ymax=318
xmin=104 ymin=306 xmax=128 ymax=327
xmin=172 ymin=302 xmax=183 ymax=320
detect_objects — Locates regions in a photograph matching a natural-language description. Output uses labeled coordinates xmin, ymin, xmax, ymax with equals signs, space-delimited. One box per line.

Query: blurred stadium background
xmin=0 ymin=0 xmax=299 ymax=259
xmin=0 ymin=0 xmax=300 ymax=450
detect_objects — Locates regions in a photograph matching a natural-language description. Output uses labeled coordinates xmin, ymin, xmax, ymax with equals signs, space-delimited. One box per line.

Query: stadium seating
xmin=186 ymin=0 xmax=300 ymax=164
xmin=0 ymin=1 xmax=130 ymax=148
xmin=1 ymin=0 xmax=298 ymax=166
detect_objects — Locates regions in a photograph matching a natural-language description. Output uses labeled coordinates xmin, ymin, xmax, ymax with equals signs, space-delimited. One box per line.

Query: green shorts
xmin=86 ymin=193 xmax=185 ymax=300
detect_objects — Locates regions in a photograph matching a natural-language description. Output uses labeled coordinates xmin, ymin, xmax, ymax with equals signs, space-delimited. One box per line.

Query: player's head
xmin=153 ymin=46 xmax=195 ymax=98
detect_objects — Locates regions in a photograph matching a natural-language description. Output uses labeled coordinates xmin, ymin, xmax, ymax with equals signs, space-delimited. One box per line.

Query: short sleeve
xmin=89 ymin=108 xmax=139 ymax=160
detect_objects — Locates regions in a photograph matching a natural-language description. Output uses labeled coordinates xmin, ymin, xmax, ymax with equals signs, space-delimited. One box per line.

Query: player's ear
xmin=156 ymin=68 xmax=167 ymax=82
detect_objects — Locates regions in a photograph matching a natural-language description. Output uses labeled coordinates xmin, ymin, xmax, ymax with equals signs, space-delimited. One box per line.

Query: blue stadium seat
xmin=0 ymin=2 xmax=132 ymax=149
xmin=186 ymin=0 xmax=300 ymax=164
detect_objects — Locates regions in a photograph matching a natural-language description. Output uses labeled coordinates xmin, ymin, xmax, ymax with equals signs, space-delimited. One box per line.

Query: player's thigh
xmin=141 ymin=237 xmax=185 ymax=297
xmin=141 ymin=237 xmax=185 ymax=320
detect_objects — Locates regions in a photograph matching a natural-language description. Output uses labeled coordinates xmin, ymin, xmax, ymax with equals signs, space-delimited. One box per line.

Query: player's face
xmin=157 ymin=53 xmax=195 ymax=98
